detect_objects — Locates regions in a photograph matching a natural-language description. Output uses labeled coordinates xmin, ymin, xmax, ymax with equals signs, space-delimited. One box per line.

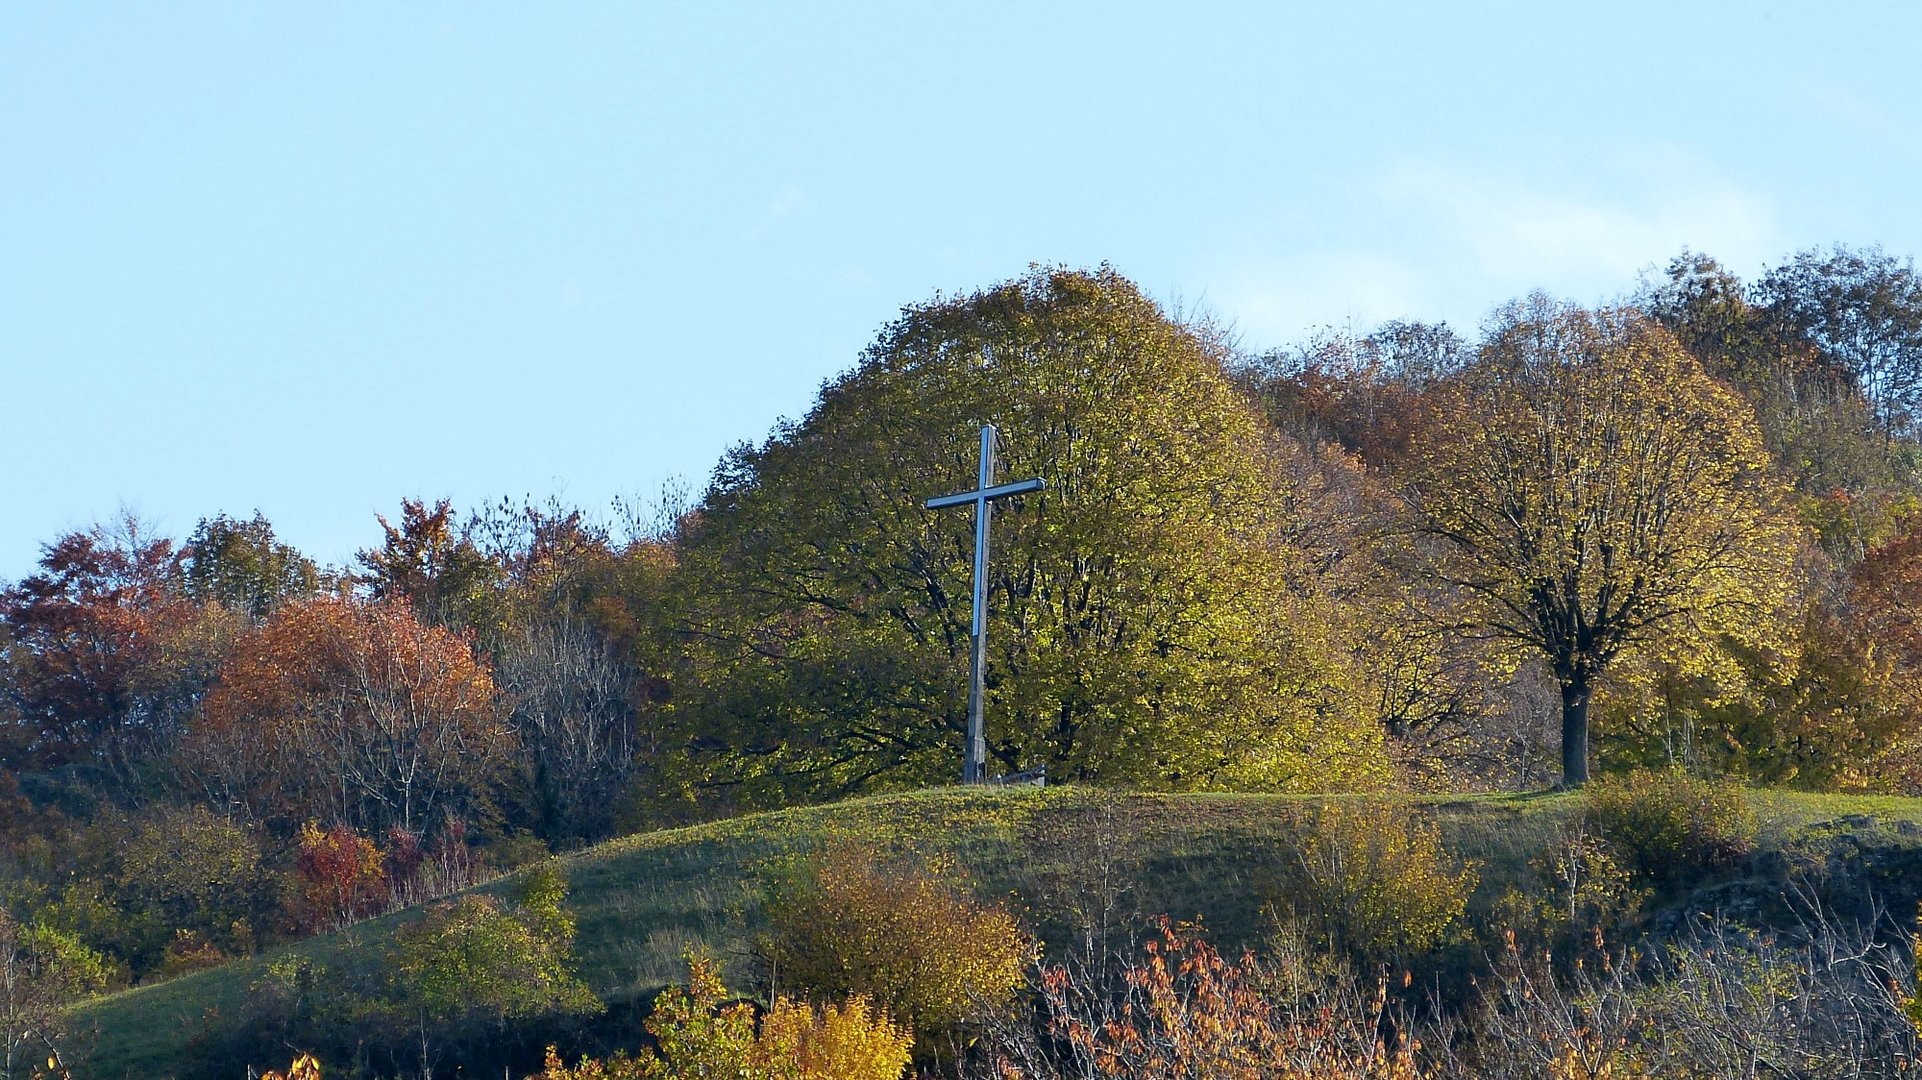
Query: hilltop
xmin=69 ymin=785 xmax=1922 ymax=1078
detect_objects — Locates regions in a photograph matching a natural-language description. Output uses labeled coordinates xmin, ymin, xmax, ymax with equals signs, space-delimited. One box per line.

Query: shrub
xmin=759 ymin=842 xmax=1032 ymax=1054
xmin=977 ymin=917 xmax=1422 ymax=1080
xmin=290 ymin=822 xmax=387 ymax=932
xmin=1273 ymin=801 xmax=1477 ymax=966
xmin=1 ymin=913 xmax=113 ymax=1080
xmin=1490 ymin=823 xmax=1647 ymax=949
xmin=1584 ymin=769 xmax=1757 ymax=885
xmin=530 ymin=953 xmax=910 ymax=1080
xmin=385 ymin=863 xmax=599 ymax=1034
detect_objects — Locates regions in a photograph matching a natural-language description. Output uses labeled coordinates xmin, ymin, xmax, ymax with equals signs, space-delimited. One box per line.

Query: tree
xmin=670 ymin=266 xmax=1387 ymax=805
xmin=1395 ymin=298 xmax=1801 ymax=785
xmin=493 ymin=617 xmax=637 ymax=844
xmin=186 ymin=596 xmax=511 ymax=834
xmin=182 ymin=512 xmax=318 ymax=619
xmin=0 ymin=516 xmax=231 ymax=793
xmin=1759 ymin=245 xmax=1922 ymax=445
xmin=1 ymin=913 xmax=111 ymax=1080
xmin=372 ymin=863 xmax=598 ymax=1077
xmin=467 ymin=498 xmax=650 ymax=844
xmin=1849 ymin=520 xmax=1922 ymax=789
xmin=1644 ymin=250 xmax=1908 ymax=559
xmin=356 ymin=498 xmax=502 ymax=630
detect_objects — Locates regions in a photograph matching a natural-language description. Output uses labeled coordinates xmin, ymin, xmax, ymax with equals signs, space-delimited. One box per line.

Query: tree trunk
xmin=1560 ymin=676 xmax=1591 ymax=787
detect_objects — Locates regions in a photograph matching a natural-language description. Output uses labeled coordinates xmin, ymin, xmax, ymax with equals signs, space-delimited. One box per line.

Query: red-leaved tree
xmin=186 ymin=596 xmax=511 ymax=834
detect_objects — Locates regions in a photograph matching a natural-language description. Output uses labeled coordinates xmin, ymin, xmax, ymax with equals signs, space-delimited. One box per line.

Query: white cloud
xmin=1212 ymin=251 xmax=1435 ymax=348
xmin=1209 ymin=155 xmax=1783 ymax=348
xmin=1382 ymin=160 xmax=1781 ymax=289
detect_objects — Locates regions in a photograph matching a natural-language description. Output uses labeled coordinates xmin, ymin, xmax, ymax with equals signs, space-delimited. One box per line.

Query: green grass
xmin=67 ymin=785 xmax=1922 ymax=1078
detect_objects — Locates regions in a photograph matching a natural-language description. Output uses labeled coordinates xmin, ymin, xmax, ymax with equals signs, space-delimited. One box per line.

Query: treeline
xmin=4 ymin=248 xmax=1922 ymax=990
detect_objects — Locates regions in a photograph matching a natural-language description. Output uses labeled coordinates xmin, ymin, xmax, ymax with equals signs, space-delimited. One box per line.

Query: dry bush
xmin=1455 ymin=901 xmax=1920 ymax=1078
xmin=973 ymin=917 xmax=1425 ymax=1080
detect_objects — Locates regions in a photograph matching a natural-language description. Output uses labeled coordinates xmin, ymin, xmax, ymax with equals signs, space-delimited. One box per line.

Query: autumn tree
xmin=1396 ymin=298 xmax=1802 ymax=786
xmin=1643 ymin=250 xmax=1911 ymax=559
xmin=186 ymin=595 xmax=511 ymax=834
xmin=1848 ymin=520 xmax=1922 ymax=788
xmin=1759 ymin=245 xmax=1922 ymax=446
xmin=468 ymin=498 xmax=651 ymax=844
xmin=356 ymin=498 xmax=502 ymax=630
xmin=0 ymin=517 xmax=234 ymax=793
xmin=671 ymin=266 xmax=1387 ymax=805
xmin=1234 ymin=319 xmax=1468 ymax=460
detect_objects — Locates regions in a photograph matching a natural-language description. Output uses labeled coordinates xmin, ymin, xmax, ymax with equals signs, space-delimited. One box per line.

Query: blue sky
xmin=5 ymin=3 xmax=1920 ymax=577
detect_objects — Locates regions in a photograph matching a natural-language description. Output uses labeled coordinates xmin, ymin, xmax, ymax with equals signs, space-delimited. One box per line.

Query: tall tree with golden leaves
xmin=1396 ymin=298 xmax=1801 ymax=785
xmin=670 ymin=267 xmax=1387 ymax=805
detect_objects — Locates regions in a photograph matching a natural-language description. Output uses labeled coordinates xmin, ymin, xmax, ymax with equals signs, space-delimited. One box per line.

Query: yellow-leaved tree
xmin=666 ymin=266 xmax=1389 ymax=804
xmin=1395 ymin=297 xmax=1802 ymax=785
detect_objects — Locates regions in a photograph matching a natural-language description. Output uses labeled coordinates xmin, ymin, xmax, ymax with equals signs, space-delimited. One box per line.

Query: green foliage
xmin=759 ymin=841 xmax=1032 ymax=1053
xmin=384 ymin=863 xmax=600 ymax=1032
xmin=5 ymin=804 xmax=271 ymax=982
xmin=1585 ymin=769 xmax=1758 ymax=885
xmin=1270 ymin=801 xmax=1477 ymax=966
xmin=669 ymin=265 xmax=1388 ymax=806
xmin=2 ymin=912 xmax=113 ymax=1080
xmin=182 ymin=512 xmax=319 ymax=618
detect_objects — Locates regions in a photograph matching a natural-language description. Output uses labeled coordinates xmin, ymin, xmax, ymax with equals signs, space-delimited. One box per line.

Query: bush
xmin=241 ymin=862 xmax=599 ymax=1079
xmin=530 ymin=953 xmax=910 ymax=1080
xmin=290 ymin=822 xmax=387 ymax=932
xmin=1 ymin=912 xmax=113 ymax=1080
xmin=1490 ymin=823 xmax=1647 ymax=950
xmin=977 ymin=917 xmax=1422 ymax=1080
xmin=385 ymin=863 xmax=600 ymax=1034
xmin=758 ymin=842 xmax=1032 ymax=1055
xmin=1272 ymin=801 xmax=1477 ymax=966
xmin=1585 ymin=769 xmax=1757 ymax=885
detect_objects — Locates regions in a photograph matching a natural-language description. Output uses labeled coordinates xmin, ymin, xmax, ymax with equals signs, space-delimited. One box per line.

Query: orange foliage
xmin=291 ymin=821 xmax=388 ymax=932
xmin=1852 ymin=522 xmax=1922 ymax=787
xmin=991 ymin=919 xmax=1423 ymax=1080
xmin=188 ymin=596 xmax=509 ymax=833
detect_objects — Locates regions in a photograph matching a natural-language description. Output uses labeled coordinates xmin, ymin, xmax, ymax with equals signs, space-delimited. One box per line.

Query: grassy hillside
xmin=68 ymin=785 xmax=1922 ymax=1078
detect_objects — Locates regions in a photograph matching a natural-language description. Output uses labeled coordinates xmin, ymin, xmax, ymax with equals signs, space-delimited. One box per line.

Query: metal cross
xmin=926 ymin=424 xmax=1044 ymax=783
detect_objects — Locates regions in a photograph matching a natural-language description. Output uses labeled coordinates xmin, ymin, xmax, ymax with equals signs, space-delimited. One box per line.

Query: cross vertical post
xmin=926 ymin=424 xmax=1045 ymax=783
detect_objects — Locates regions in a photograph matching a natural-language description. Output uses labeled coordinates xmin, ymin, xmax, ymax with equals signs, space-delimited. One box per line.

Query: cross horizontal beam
xmin=925 ymin=477 xmax=1045 ymax=510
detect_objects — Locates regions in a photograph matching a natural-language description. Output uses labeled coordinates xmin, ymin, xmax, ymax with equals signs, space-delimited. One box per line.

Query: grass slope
xmin=69 ymin=785 xmax=1922 ymax=1078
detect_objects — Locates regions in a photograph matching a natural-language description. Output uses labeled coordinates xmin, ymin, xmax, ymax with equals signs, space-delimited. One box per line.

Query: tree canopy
xmin=665 ymin=266 xmax=1388 ymax=806
xmin=1396 ymin=298 xmax=1804 ymax=785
